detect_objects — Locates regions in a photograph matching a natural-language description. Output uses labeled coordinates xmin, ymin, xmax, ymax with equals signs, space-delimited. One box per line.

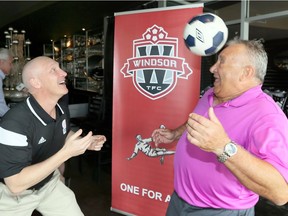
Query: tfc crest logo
xmin=121 ymin=25 xmax=193 ymax=100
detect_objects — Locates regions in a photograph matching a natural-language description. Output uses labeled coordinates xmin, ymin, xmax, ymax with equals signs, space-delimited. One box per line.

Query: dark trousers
xmin=166 ymin=191 xmax=255 ymax=216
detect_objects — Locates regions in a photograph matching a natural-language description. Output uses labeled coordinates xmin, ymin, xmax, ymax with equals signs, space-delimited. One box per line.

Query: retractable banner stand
xmin=112 ymin=4 xmax=203 ymax=216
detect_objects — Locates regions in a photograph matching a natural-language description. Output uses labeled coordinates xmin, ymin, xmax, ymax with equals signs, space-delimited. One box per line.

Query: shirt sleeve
xmin=0 ymin=125 xmax=31 ymax=178
xmin=250 ymin=113 xmax=288 ymax=182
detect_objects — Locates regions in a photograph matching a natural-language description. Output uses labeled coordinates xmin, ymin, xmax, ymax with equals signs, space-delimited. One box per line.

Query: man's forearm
xmin=173 ymin=123 xmax=187 ymax=141
xmin=4 ymin=148 xmax=69 ymax=194
xmin=225 ymin=145 xmax=288 ymax=205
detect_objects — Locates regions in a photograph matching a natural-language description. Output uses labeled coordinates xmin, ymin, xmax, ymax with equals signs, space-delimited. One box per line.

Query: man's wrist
xmin=217 ymin=141 xmax=238 ymax=163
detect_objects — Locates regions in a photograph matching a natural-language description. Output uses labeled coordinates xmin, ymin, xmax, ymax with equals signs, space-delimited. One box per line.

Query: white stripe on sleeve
xmin=0 ymin=127 xmax=28 ymax=147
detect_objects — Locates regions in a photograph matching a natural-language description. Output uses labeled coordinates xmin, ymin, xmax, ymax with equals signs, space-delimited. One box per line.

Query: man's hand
xmin=186 ymin=107 xmax=230 ymax=155
xmin=62 ymin=129 xmax=93 ymax=157
xmin=88 ymin=135 xmax=106 ymax=151
xmin=151 ymin=128 xmax=176 ymax=147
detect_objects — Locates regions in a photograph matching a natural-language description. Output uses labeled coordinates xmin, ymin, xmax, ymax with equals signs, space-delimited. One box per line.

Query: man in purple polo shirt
xmin=152 ymin=38 xmax=288 ymax=216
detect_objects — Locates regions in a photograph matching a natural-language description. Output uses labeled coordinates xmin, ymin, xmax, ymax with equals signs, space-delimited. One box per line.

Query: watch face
xmin=225 ymin=143 xmax=237 ymax=156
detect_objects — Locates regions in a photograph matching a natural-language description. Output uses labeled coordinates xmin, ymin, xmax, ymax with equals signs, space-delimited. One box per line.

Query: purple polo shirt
xmin=174 ymin=85 xmax=288 ymax=209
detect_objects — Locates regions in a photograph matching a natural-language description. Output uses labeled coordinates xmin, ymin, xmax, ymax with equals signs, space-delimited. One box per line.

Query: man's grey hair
xmin=226 ymin=38 xmax=268 ymax=83
xmin=0 ymin=48 xmax=13 ymax=60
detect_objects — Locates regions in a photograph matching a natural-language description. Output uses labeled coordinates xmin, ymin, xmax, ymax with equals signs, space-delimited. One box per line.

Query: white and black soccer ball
xmin=183 ymin=13 xmax=228 ymax=56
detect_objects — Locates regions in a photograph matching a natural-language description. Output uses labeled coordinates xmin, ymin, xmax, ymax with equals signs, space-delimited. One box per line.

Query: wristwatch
xmin=217 ymin=141 xmax=238 ymax=163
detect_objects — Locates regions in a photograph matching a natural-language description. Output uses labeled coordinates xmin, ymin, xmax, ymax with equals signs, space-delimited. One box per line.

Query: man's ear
xmin=240 ymin=65 xmax=255 ymax=81
xmin=29 ymin=78 xmax=41 ymax=89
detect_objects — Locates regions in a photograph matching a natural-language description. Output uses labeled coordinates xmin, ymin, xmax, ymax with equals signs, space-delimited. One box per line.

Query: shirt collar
xmin=208 ymin=85 xmax=263 ymax=107
xmin=26 ymin=95 xmax=65 ymax=126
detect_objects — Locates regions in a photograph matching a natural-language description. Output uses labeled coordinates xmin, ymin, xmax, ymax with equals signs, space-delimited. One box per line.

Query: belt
xmin=0 ymin=178 xmax=43 ymax=191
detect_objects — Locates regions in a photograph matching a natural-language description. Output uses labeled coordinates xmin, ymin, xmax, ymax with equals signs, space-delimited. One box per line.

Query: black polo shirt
xmin=0 ymin=95 xmax=70 ymax=189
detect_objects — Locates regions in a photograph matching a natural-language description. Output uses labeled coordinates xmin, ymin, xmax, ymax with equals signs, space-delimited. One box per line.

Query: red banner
xmin=112 ymin=4 xmax=203 ymax=215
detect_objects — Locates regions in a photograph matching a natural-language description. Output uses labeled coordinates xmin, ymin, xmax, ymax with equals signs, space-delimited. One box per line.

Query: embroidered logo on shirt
xmin=38 ymin=137 xmax=47 ymax=144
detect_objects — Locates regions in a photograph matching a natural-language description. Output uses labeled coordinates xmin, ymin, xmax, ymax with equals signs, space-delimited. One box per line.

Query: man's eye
xmin=218 ymin=57 xmax=224 ymax=64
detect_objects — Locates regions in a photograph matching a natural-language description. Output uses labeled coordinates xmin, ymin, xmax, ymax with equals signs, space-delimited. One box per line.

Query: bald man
xmin=0 ymin=56 xmax=106 ymax=216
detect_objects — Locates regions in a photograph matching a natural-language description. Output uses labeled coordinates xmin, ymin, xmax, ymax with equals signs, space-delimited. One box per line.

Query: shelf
xmin=60 ymin=31 xmax=104 ymax=94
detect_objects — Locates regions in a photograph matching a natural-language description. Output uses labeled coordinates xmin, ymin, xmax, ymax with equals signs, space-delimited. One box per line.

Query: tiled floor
xmin=33 ymin=151 xmax=287 ymax=216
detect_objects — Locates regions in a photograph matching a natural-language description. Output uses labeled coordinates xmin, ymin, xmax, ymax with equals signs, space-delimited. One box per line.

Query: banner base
xmin=110 ymin=207 xmax=136 ymax=216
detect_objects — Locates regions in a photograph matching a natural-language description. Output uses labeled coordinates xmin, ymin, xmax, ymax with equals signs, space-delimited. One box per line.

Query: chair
xmin=69 ymin=95 xmax=112 ymax=182
xmin=271 ymin=90 xmax=287 ymax=110
xmin=263 ymin=88 xmax=288 ymax=116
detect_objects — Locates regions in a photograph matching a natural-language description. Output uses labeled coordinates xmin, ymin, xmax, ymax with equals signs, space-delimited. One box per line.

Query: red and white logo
xmin=121 ymin=25 xmax=193 ymax=100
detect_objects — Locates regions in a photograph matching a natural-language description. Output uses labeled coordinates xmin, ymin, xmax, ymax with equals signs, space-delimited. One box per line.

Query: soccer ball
xmin=183 ymin=13 xmax=228 ymax=56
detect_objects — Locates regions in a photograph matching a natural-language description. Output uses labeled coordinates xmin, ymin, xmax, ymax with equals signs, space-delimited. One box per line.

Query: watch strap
xmin=217 ymin=151 xmax=230 ymax=163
